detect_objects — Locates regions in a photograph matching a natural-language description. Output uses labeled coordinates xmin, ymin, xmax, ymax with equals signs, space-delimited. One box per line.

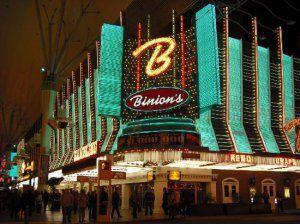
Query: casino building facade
xmin=35 ymin=4 xmax=300 ymax=213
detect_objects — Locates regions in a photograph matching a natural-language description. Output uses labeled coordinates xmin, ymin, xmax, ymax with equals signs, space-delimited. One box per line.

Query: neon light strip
xmin=257 ymin=46 xmax=280 ymax=153
xmin=85 ymin=78 xmax=92 ymax=144
xmin=283 ymin=54 xmax=296 ymax=151
xmin=94 ymin=69 xmax=101 ymax=140
xmin=228 ymin=38 xmax=252 ymax=153
xmin=77 ymin=86 xmax=83 ymax=147
xmin=172 ymin=9 xmax=176 ymax=86
xmin=136 ymin=22 xmax=141 ymax=91
xmin=180 ymin=15 xmax=186 ymax=89
xmin=101 ymin=117 xmax=112 ymax=152
xmin=71 ymin=92 xmax=76 ymax=152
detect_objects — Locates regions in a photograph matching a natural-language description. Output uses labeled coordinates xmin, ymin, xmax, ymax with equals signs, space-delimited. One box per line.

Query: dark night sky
xmin=0 ymin=0 xmax=299 ymax=150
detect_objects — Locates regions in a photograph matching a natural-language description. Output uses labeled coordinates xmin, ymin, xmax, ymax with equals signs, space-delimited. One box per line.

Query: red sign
xmin=125 ymin=87 xmax=189 ymax=112
xmin=112 ymin=171 xmax=126 ymax=179
xmin=77 ymin=176 xmax=97 ymax=183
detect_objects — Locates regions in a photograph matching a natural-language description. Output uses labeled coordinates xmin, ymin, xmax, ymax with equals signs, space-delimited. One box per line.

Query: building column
xmin=207 ymin=180 xmax=217 ymax=203
xmin=153 ymin=180 xmax=167 ymax=213
xmin=121 ymin=184 xmax=131 ymax=210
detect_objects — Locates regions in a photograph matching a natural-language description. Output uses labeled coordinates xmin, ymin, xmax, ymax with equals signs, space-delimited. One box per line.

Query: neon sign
xmin=73 ymin=141 xmax=100 ymax=162
xmin=132 ymin=37 xmax=176 ymax=77
xmin=125 ymin=87 xmax=189 ymax=112
xmin=284 ymin=118 xmax=300 ymax=152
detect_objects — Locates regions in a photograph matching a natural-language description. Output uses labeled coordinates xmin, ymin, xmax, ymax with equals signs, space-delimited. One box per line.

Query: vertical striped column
xmin=195 ymin=4 xmax=220 ymax=151
xmin=228 ymin=38 xmax=252 ymax=153
xmin=283 ymin=54 xmax=296 ymax=151
xmin=85 ymin=77 xmax=92 ymax=144
xmin=257 ymin=47 xmax=280 ymax=153
xmin=78 ymin=78 xmax=84 ymax=148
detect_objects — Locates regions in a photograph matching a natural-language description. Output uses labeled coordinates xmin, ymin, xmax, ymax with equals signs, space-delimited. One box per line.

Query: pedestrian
xmin=174 ymin=188 xmax=180 ymax=216
xmin=162 ymin=187 xmax=168 ymax=215
xmin=73 ymin=190 xmax=79 ymax=214
xmin=168 ymin=190 xmax=175 ymax=221
xmin=42 ymin=190 xmax=49 ymax=212
xmin=99 ymin=187 xmax=108 ymax=215
xmin=129 ymin=189 xmax=139 ymax=219
xmin=88 ymin=191 xmax=97 ymax=221
xmin=111 ymin=187 xmax=122 ymax=219
xmin=263 ymin=190 xmax=270 ymax=204
xmin=35 ymin=191 xmax=43 ymax=213
xmin=181 ymin=189 xmax=190 ymax=217
xmin=61 ymin=189 xmax=74 ymax=224
xmin=144 ymin=188 xmax=155 ymax=216
xmin=9 ymin=189 xmax=20 ymax=219
xmin=78 ymin=189 xmax=88 ymax=223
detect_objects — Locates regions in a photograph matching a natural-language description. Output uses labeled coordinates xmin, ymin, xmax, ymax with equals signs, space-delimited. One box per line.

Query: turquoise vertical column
xmin=98 ymin=23 xmax=124 ymax=117
xmin=94 ymin=69 xmax=101 ymax=141
xmin=283 ymin=54 xmax=295 ymax=150
xmin=101 ymin=117 xmax=113 ymax=152
xmin=85 ymin=78 xmax=92 ymax=144
xmin=78 ymin=86 xmax=84 ymax=147
xmin=71 ymin=93 xmax=76 ymax=150
xmin=228 ymin=38 xmax=252 ymax=153
xmin=257 ymin=47 xmax=280 ymax=153
xmin=65 ymin=99 xmax=70 ymax=151
xmin=195 ymin=4 xmax=220 ymax=151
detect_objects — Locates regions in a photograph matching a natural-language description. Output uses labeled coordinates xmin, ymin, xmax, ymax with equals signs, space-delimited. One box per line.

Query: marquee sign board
xmin=74 ymin=141 xmax=100 ymax=162
xmin=125 ymin=87 xmax=189 ymax=112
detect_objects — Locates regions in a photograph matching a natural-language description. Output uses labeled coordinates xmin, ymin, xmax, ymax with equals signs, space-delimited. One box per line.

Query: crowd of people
xmin=0 ymin=186 xmax=193 ymax=222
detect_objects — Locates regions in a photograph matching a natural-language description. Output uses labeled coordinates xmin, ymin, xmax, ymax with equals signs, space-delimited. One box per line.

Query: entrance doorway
xmin=295 ymin=179 xmax=300 ymax=209
xmin=262 ymin=179 xmax=276 ymax=210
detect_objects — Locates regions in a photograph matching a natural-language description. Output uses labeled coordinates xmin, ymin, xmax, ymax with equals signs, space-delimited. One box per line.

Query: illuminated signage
xmin=229 ymin=154 xmax=254 ymax=164
xmin=77 ymin=176 xmax=97 ymax=183
xmin=168 ymin=170 xmax=181 ymax=181
xmin=284 ymin=118 xmax=300 ymax=152
xmin=147 ymin=171 xmax=154 ymax=181
xmin=133 ymin=37 xmax=176 ymax=77
xmin=74 ymin=141 xmax=99 ymax=162
xmin=125 ymin=87 xmax=189 ymax=112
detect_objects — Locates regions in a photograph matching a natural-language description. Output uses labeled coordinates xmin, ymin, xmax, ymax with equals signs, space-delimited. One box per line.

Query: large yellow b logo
xmin=132 ymin=37 xmax=176 ymax=77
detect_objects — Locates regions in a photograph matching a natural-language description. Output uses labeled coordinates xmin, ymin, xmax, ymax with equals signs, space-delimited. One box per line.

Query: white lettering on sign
xmin=229 ymin=154 xmax=254 ymax=164
xmin=74 ymin=141 xmax=99 ymax=162
xmin=130 ymin=94 xmax=183 ymax=108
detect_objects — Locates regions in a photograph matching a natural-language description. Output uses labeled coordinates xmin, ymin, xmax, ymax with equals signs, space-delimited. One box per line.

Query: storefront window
xmin=284 ymin=187 xmax=290 ymax=198
xmin=222 ymin=178 xmax=239 ymax=203
xmin=269 ymin=186 xmax=274 ymax=197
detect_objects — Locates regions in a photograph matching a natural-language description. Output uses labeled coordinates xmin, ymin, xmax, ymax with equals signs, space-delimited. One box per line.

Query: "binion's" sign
xmin=125 ymin=87 xmax=189 ymax=112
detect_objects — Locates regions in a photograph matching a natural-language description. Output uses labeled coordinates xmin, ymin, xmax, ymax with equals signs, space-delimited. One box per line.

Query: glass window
xmin=224 ymin=185 xmax=229 ymax=197
xmin=284 ymin=187 xmax=290 ymax=198
xmin=296 ymin=186 xmax=300 ymax=196
xmin=269 ymin=186 xmax=274 ymax=197
xmin=232 ymin=185 xmax=237 ymax=195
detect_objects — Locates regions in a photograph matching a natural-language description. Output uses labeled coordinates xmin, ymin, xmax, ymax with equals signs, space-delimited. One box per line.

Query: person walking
xmin=129 ymin=189 xmax=139 ymax=219
xmin=88 ymin=191 xmax=97 ymax=221
xmin=162 ymin=187 xmax=168 ymax=215
xmin=73 ymin=190 xmax=79 ymax=214
xmin=42 ymin=190 xmax=49 ymax=212
xmin=144 ymin=188 xmax=155 ymax=216
xmin=174 ymin=188 xmax=180 ymax=217
xmin=78 ymin=189 xmax=88 ymax=223
xmin=35 ymin=191 xmax=43 ymax=213
xmin=61 ymin=189 xmax=74 ymax=224
xmin=99 ymin=187 xmax=108 ymax=215
xmin=111 ymin=187 xmax=122 ymax=219
xmin=168 ymin=190 xmax=175 ymax=221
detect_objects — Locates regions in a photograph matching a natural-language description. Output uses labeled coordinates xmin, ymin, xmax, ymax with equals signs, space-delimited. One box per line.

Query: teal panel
xmin=78 ymin=86 xmax=84 ymax=147
xmin=101 ymin=117 xmax=113 ymax=152
xmin=112 ymin=120 xmax=123 ymax=153
xmin=94 ymin=69 xmax=101 ymax=140
xmin=228 ymin=38 xmax=252 ymax=153
xmin=257 ymin=47 xmax=280 ymax=153
xmin=196 ymin=110 xmax=219 ymax=151
xmin=71 ymin=93 xmax=76 ymax=149
xmin=65 ymin=99 xmax=70 ymax=150
xmin=98 ymin=23 xmax=124 ymax=117
xmin=85 ymin=78 xmax=92 ymax=144
xmin=195 ymin=4 xmax=220 ymax=110
xmin=283 ymin=54 xmax=295 ymax=150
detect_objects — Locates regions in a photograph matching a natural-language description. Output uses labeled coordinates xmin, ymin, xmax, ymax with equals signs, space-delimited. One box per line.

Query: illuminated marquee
xmin=73 ymin=141 xmax=99 ymax=162
xmin=132 ymin=37 xmax=176 ymax=77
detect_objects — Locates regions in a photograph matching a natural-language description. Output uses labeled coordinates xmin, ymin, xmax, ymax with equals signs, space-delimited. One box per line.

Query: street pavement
xmin=0 ymin=209 xmax=300 ymax=223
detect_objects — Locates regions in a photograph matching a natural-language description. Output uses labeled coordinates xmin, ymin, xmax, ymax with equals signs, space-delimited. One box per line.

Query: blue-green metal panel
xmin=228 ymin=38 xmax=252 ymax=153
xmin=78 ymin=86 xmax=84 ymax=147
xmin=85 ymin=78 xmax=92 ymax=144
xmin=283 ymin=54 xmax=295 ymax=150
xmin=98 ymin=23 xmax=124 ymax=117
xmin=65 ymin=99 xmax=70 ymax=150
xmin=94 ymin=69 xmax=101 ymax=140
xmin=101 ymin=117 xmax=113 ymax=152
xmin=196 ymin=110 xmax=219 ymax=151
xmin=257 ymin=47 xmax=280 ymax=153
xmin=71 ymin=93 xmax=77 ymax=149
xmin=195 ymin=4 xmax=220 ymax=110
